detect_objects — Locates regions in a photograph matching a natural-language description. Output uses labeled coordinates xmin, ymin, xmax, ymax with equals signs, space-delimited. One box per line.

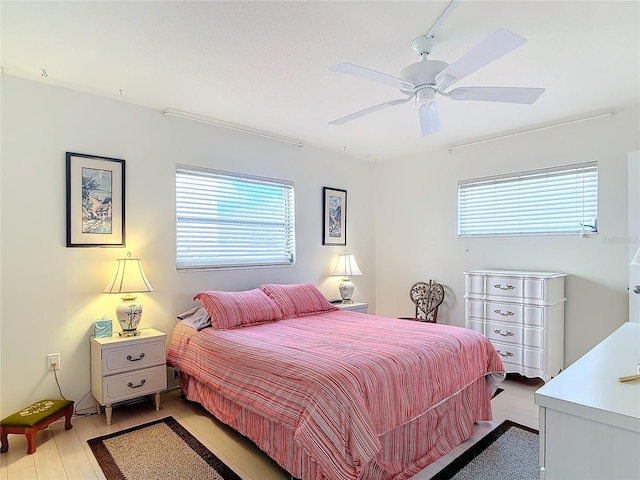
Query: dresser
xmin=534 ymin=322 xmax=640 ymax=479
xmin=90 ymin=328 xmax=167 ymax=425
xmin=464 ymin=270 xmax=566 ymax=382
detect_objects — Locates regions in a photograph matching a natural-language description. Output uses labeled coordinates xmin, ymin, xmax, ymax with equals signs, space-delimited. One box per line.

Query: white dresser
xmin=534 ymin=322 xmax=640 ymax=480
xmin=464 ymin=270 xmax=566 ymax=382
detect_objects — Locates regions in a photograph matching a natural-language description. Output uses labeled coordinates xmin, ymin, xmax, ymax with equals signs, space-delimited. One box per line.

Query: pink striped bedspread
xmin=167 ymin=309 xmax=504 ymax=479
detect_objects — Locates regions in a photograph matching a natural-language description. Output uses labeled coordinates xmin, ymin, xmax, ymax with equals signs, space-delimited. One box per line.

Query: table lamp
xmin=331 ymin=251 xmax=362 ymax=303
xmin=103 ymin=253 xmax=154 ymax=336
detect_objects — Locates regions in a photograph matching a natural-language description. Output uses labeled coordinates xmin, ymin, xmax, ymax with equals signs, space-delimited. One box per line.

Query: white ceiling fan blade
xmin=329 ymin=96 xmax=413 ymax=125
xmin=447 ymin=86 xmax=545 ymax=104
xmin=418 ymin=102 xmax=442 ymax=136
xmin=435 ymin=29 xmax=527 ymax=89
xmin=330 ymin=62 xmax=414 ymax=90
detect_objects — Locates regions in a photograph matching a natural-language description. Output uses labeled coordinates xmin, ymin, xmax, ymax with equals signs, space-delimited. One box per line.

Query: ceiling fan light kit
xmin=328 ymin=0 xmax=545 ymax=137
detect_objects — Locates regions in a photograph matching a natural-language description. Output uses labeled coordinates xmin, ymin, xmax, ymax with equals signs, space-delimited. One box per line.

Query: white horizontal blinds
xmin=176 ymin=165 xmax=295 ymax=269
xmin=458 ymin=162 xmax=598 ymax=236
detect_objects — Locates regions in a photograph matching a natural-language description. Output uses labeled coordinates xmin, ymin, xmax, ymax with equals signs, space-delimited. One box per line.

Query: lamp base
xmin=338 ymin=278 xmax=355 ymax=303
xmin=118 ymin=330 xmax=141 ymax=337
xmin=116 ymin=295 xmax=143 ymax=336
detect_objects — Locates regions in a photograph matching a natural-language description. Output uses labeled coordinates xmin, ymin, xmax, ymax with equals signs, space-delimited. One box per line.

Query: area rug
xmin=87 ymin=416 xmax=241 ymax=480
xmin=430 ymin=420 xmax=539 ymax=480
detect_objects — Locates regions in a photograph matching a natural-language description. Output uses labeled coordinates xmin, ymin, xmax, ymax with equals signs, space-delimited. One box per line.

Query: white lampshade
xmin=632 ymin=246 xmax=640 ymax=265
xmin=331 ymin=252 xmax=363 ymax=303
xmin=331 ymin=253 xmax=363 ymax=278
xmin=103 ymin=254 xmax=153 ymax=336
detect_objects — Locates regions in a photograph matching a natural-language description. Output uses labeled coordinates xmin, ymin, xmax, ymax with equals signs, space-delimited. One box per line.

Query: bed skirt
xmin=179 ymin=372 xmax=495 ymax=480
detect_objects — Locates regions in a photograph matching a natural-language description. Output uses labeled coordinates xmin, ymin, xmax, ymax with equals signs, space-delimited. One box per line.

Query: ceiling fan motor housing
xmin=400 ymin=59 xmax=449 ymax=94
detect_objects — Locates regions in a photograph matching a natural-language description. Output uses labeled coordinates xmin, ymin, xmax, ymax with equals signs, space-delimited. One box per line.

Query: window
xmin=458 ymin=162 xmax=598 ymax=237
xmin=176 ymin=165 xmax=295 ymax=269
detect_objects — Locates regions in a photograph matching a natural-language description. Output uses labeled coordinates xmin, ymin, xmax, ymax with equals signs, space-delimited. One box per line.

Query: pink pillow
xmin=260 ymin=283 xmax=337 ymax=318
xmin=194 ymin=289 xmax=283 ymax=329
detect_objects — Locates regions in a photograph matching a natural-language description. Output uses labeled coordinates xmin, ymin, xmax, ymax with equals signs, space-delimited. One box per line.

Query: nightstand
xmin=334 ymin=302 xmax=368 ymax=314
xmin=90 ymin=328 xmax=167 ymax=425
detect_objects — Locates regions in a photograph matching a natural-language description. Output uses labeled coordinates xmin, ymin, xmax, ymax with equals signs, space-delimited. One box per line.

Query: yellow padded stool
xmin=1 ymin=399 xmax=74 ymax=454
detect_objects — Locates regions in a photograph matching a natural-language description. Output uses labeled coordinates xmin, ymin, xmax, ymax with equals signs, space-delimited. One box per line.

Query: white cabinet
xmin=534 ymin=323 xmax=640 ymax=480
xmin=90 ymin=328 xmax=167 ymax=425
xmin=464 ymin=270 xmax=566 ymax=382
xmin=335 ymin=302 xmax=368 ymax=314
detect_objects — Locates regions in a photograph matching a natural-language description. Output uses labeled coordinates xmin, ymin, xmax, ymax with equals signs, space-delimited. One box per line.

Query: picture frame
xmin=66 ymin=152 xmax=126 ymax=247
xmin=322 ymin=187 xmax=347 ymax=246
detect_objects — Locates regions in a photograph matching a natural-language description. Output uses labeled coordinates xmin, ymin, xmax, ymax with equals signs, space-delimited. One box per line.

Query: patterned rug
xmin=430 ymin=420 xmax=539 ymax=480
xmin=87 ymin=416 xmax=241 ymax=480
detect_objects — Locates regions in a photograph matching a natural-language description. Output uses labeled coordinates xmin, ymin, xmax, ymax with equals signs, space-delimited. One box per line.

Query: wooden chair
xmin=401 ymin=280 xmax=445 ymax=323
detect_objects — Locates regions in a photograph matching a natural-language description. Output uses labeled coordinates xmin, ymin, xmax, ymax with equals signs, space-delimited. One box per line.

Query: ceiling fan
xmin=328 ymin=2 xmax=545 ymax=136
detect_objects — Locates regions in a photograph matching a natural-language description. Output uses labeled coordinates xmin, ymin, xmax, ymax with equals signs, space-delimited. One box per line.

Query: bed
xmin=167 ymin=283 xmax=505 ymax=480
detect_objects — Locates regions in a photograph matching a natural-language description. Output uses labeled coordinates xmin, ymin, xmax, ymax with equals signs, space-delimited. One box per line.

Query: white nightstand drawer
xmin=103 ymin=342 xmax=165 ymax=374
xmin=102 ymin=365 xmax=166 ymax=403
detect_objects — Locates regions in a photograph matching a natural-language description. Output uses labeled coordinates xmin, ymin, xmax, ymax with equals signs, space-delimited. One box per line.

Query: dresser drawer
xmin=102 ymin=365 xmax=166 ymax=403
xmin=486 ymin=301 xmax=523 ymax=323
xmin=103 ymin=341 xmax=165 ymax=375
xmin=467 ymin=300 xmax=485 ymax=320
xmin=524 ymin=306 xmax=544 ymax=326
xmin=487 ymin=321 xmax=522 ymax=345
xmin=492 ymin=341 xmax=523 ymax=366
xmin=523 ymin=326 xmax=544 ymax=348
xmin=496 ymin=343 xmax=543 ymax=371
xmin=468 ymin=319 xmax=485 ymax=335
xmin=486 ymin=276 xmax=523 ymax=299
xmin=523 ymin=347 xmax=544 ymax=370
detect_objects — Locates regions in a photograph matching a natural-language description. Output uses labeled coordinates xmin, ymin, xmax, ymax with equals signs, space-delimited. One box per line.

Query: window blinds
xmin=176 ymin=165 xmax=295 ymax=269
xmin=458 ymin=162 xmax=598 ymax=236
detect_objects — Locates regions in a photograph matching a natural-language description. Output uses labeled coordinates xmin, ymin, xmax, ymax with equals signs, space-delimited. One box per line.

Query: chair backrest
xmin=409 ymin=280 xmax=445 ymax=323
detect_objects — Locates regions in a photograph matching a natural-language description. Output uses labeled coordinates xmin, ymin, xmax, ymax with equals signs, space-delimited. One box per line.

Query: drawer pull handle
xmin=493 ymin=284 xmax=515 ymax=291
xmin=494 ymin=309 xmax=515 ymax=316
xmin=126 ymin=353 xmax=145 ymax=362
xmin=494 ymin=329 xmax=515 ymax=337
xmin=497 ymin=350 xmax=514 ymax=357
xmin=127 ymin=379 xmax=146 ymax=389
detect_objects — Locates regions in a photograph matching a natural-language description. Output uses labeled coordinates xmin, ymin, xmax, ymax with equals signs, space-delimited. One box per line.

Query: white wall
xmin=374 ymin=106 xmax=640 ymax=366
xmin=0 ymin=75 xmax=375 ymax=416
xmin=3 ymin=74 xmax=637 ymax=417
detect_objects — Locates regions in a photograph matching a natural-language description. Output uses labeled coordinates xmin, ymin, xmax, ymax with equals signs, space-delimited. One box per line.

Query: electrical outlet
xmin=47 ymin=353 xmax=60 ymax=371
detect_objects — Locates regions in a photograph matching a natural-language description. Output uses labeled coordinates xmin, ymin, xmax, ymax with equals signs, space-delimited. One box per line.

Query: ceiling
xmin=2 ymin=1 xmax=639 ymax=161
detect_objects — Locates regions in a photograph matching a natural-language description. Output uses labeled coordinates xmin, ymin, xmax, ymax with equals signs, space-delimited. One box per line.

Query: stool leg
xmin=64 ymin=405 xmax=73 ymax=430
xmin=25 ymin=428 xmax=36 ymax=454
xmin=0 ymin=427 xmax=8 ymax=453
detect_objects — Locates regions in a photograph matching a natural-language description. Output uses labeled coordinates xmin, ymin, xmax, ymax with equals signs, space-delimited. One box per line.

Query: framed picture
xmin=66 ymin=152 xmax=125 ymax=247
xmin=323 ymin=187 xmax=347 ymax=245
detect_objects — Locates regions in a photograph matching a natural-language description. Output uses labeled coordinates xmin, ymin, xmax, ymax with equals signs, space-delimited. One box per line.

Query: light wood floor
xmin=0 ymin=374 xmax=543 ymax=480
